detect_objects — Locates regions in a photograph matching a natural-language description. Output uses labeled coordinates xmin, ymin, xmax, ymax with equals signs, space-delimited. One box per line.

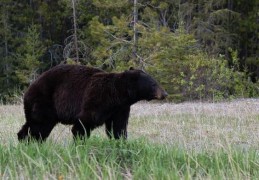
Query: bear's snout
xmin=155 ymin=88 xmax=168 ymax=100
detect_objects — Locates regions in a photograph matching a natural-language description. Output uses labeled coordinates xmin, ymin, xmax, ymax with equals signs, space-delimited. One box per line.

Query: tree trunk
xmin=72 ymin=0 xmax=79 ymax=63
xmin=133 ymin=0 xmax=138 ymax=64
xmin=3 ymin=10 xmax=9 ymax=85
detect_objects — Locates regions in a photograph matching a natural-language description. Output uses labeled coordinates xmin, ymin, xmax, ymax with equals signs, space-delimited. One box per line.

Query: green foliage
xmin=93 ymin=0 xmax=130 ymax=8
xmin=148 ymin=50 xmax=258 ymax=102
xmin=15 ymin=24 xmax=45 ymax=86
xmin=179 ymin=0 xmax=240 ymax=56
xmin=88 ymin=15 xmax=133 ymax=70
xmin=144 ymin=26 xmax=258 ymax=101
xmin=0 ymin=24 xmax=45 ymax=103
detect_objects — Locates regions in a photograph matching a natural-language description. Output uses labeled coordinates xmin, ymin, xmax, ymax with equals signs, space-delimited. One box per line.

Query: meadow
xmin=0 ymin=99 xmax=258 ymax=179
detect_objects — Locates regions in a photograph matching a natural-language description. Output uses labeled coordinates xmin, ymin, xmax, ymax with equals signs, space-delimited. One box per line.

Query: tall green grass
xmin=1 ymin=137 xmax=258 ymax=179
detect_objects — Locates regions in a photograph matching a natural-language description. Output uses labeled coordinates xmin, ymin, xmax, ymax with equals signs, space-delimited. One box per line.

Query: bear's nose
xmin=162 ymin=91 xmax=168 ymax=99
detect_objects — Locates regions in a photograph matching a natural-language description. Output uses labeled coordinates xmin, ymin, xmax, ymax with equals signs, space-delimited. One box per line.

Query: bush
xmin=147 ymin=52 xmax=258 ymax=102
xmin=0 ymin=88 xmax=23 ymax=104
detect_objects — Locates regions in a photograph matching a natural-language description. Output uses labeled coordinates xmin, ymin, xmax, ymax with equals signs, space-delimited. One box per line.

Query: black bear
xmin=17 ymin=65 xmax=167 ymax=141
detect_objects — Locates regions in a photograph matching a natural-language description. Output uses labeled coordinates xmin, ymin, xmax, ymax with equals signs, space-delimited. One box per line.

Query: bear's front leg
xmin=71 ymin=120 xmax=92 ymax=140
xmin=73 ymin=108 xmax=99 ymax=140
xmin=106 ymin=106 xmax=130 ymax=139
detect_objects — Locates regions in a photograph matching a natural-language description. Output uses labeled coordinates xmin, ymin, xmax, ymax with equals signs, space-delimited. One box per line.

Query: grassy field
xmin=0 ymin=99 xmax=259 ymax=179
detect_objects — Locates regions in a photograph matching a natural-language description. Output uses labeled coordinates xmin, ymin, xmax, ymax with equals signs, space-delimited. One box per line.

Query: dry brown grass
xmin=0 ymin=99 xmax=258 ymax=150
xmin=130 ymin=99 xmax=259 ymax=151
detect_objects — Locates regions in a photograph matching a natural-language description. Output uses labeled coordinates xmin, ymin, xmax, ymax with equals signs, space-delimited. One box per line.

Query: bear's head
xmin=125 ymin=67 xmax=168 ymax=102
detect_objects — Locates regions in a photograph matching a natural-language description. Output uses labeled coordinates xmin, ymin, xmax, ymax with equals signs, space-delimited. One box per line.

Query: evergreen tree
xmin=0 ymin=0 xmax=13 ymax=90
xmin=179 ymin=0 xmax=240 ymax=56
xmin=234 ymin=0 xmax=259 ymax=82
xmin=15 ymin=24 xmax=45 ymax=86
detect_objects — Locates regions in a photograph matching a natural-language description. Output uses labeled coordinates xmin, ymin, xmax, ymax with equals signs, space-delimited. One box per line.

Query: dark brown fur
xmin=18 ymin=65 xmax=167 ymax=141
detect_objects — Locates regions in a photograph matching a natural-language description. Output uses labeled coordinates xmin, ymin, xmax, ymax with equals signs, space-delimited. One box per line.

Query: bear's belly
xmin=94 ymin=110 xmax=114 ymax=125
xmin=59 ymin=117 xmax=77 ymax=125
xmin=80 ymin=108 xmax=115 ymax=127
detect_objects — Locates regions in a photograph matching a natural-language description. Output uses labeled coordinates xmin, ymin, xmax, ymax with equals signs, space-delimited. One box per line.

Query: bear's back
xmin=24 ymin=65 xmax=104 ymax=122
xmin=25 ymin=65 xmax=103 ymax=97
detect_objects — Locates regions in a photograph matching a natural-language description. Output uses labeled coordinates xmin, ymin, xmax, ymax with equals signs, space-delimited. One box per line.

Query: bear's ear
xmin=129 ymin=67 xmax=135 ymax=70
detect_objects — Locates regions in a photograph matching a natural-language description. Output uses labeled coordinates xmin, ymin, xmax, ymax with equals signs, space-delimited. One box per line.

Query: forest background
xmin=0 ymin=0 xmax=258 ymax=103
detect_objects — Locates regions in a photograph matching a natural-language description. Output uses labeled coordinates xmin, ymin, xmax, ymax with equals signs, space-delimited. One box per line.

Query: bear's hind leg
xmin=18 ymin=100 xmax=58 ymax=142
xmin=17 ymin=122 xmax=30 ymax=141
xmin=18 ymin=121 xmax=56 ymax=142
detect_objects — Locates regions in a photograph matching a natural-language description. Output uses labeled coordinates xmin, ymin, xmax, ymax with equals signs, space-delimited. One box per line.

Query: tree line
xmin=0 ymin=0 xmax=258 ymax=103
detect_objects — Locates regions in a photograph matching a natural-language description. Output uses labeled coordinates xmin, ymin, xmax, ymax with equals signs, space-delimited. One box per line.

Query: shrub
xmin=147 ymin=52 xmax=258 ymax=102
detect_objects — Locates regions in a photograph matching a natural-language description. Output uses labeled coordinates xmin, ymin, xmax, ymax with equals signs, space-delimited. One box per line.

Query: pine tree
xmin=0 ymin=0 xmax=18 ymax=96
xmin=179 ymin=0 xmax=240 ymax=56
xmin=15 ymin=25 xmax=45 ymax=86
